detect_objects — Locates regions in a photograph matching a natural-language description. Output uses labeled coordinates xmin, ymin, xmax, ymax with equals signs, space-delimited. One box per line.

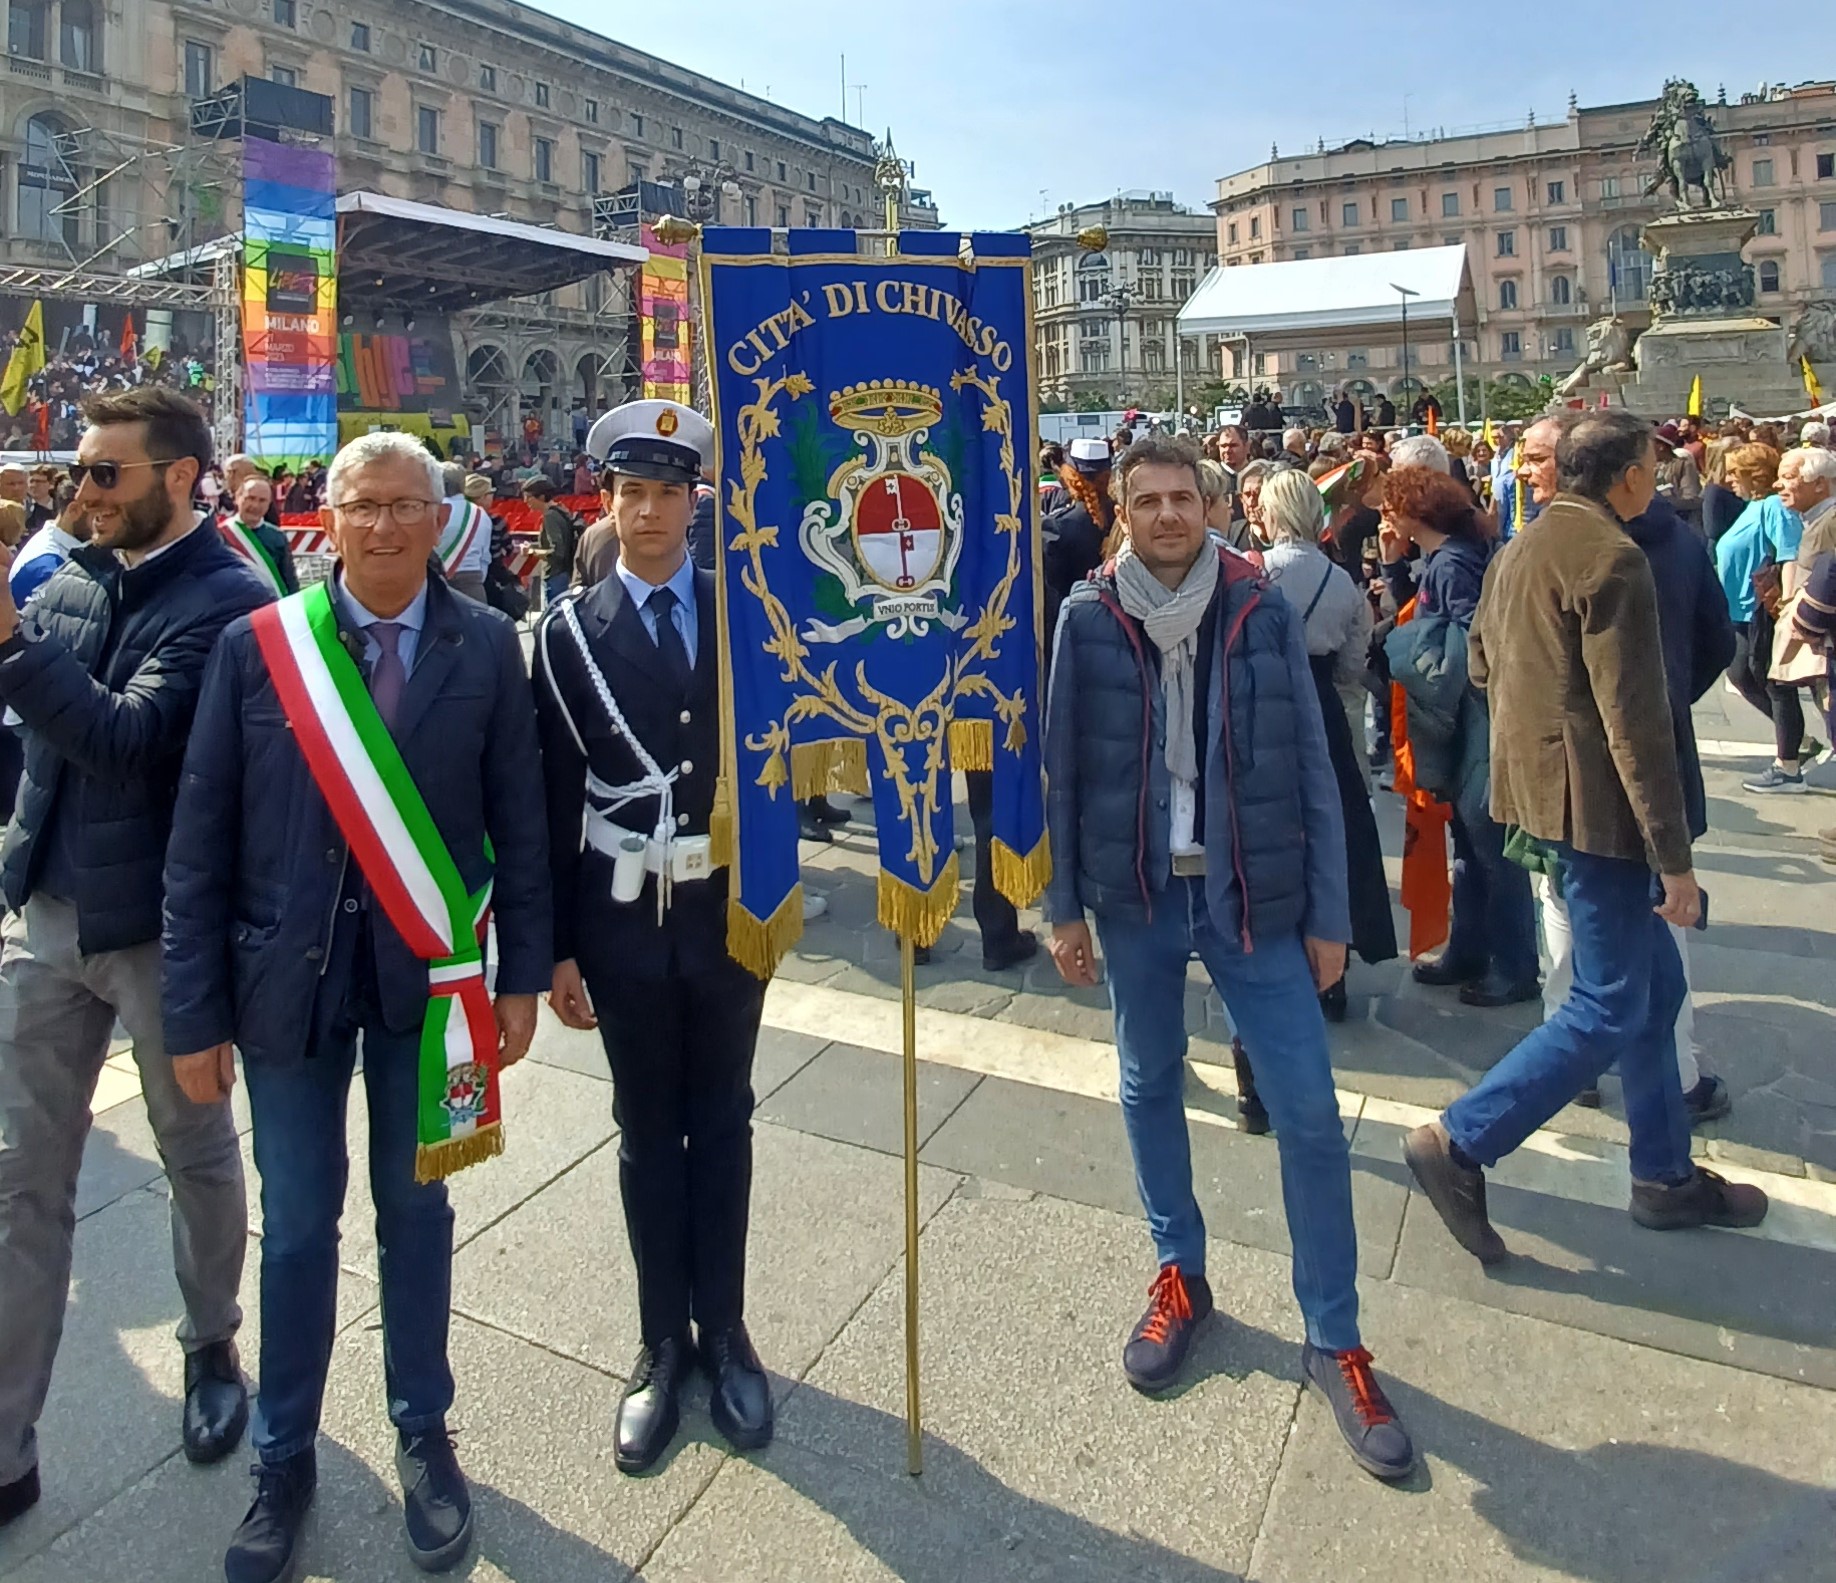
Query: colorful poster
xmin=638 ymin=223 xmax=692 ymax=404
xmin=702 ymin=228 xmax=1048 ymax=973
xmin=242 ymin=136 xmax=337 ymax=469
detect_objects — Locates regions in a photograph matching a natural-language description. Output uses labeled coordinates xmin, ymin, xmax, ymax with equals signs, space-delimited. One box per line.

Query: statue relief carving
xmin=1650 ymin=260 xmax=1756 ymax=317
xmin=1637 ymin=80 xmax=1733 ymax=209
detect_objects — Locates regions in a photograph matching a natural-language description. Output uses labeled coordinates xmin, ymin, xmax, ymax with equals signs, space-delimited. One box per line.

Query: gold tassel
xmin=792 ymin=737 xmax=870 ymax=800
xmin=948 ymin=718 xmax=993 ymax=772
xmin=990 ymin=832 xmax=1052 ymax=910
xmin=876 ymin=853 xmax=961 ymax=949
xmin=726 ymin=885 xmax=806 ymax=981
xmin=414 ymin=1123 xmax=504 ymax=1184
xmin=709 ymin=774 xmax=736 ymax=870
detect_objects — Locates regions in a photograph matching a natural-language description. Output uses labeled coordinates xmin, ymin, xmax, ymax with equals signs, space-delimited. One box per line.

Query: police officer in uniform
xmin=533 ymin=399 xmax=773 ymax=1475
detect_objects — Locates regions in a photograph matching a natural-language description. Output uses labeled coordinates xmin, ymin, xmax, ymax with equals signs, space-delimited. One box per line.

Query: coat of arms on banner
xmin=797 ymin=381 xmax=966 ymax=643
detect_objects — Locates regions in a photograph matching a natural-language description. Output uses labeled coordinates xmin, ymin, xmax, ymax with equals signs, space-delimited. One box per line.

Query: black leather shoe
xmin=396 ymin=1426 xmax=473 ymax=1573
xmin=615 ymin=1336 xmax=689 ymax=1474
xmin=981 ymin=933 xmax=1038 ymax=972
xmin=1458 ymin=974 xmax=1541 ymax=1009
xmin=699 ymin=1324 xmax=773 ymax=1452
xmin=797 ymin=810 xmax=834 ymax=844
xmin=806 ymin=795 xmax=851 ymax=826
xmin=1410 ymin=955 xmax=1484 ymax=988
xmin=225 ymin=1449 xmax=316 ymax=1583
xmin=0 ymin=1465 xmax=39 ymax=1529
xmin=183 ymin=1339 xmax=249 ymax=1465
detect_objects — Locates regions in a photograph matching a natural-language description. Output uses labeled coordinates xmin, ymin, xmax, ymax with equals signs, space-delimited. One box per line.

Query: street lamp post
xmin=1102 ymin=283 xmax=1138 ymax=404
xmin=1391 ymin=282 xmax=1420 ymax=419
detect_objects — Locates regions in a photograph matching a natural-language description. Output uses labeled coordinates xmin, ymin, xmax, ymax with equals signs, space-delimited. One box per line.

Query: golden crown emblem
xmin=829 ymin=380 xmax=944 ymax=438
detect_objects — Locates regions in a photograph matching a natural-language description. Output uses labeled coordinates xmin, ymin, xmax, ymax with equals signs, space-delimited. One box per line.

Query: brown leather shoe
xmin=1630 ymin=1167 xmax=1768 ymax=1231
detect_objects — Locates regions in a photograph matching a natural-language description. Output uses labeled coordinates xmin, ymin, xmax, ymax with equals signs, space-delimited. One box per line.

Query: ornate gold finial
xmin=1076 ymin=225 xmax=1109 ymax=252
xmin=653 ymin=214 xmax=701 ymax=246
xmin=829 ymin=380 xmax=945 ymax=437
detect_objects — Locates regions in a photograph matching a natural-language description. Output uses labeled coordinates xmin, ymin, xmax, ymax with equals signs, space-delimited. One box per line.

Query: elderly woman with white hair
xmin=1257 ymin=468 xmax=1397 ymax=1014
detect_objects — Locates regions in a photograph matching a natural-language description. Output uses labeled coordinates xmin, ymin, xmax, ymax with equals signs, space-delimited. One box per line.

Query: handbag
xmin=1769 ymin=589 xmax=1828 ymax=684
xmin=483 ymin=557 xmax=529 ymax=621
xmin=1751 ymin=558 xmax=1784 ymax=620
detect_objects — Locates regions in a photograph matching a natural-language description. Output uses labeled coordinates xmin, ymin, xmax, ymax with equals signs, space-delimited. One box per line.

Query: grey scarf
xmin=1112 ymin=542 xmax=1219 ymax=786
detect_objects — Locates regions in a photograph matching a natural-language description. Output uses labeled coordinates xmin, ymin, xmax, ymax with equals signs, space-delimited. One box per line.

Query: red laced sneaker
xmin=1302 ymin=1342 xmax=1416 ymax=1480
xmin=1121 ymin=1265 xmax=1213 ymax=1394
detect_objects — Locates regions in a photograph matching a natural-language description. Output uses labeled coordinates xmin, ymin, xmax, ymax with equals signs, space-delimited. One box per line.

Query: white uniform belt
xmin=583 ymin=808 xmax=721 ymax=878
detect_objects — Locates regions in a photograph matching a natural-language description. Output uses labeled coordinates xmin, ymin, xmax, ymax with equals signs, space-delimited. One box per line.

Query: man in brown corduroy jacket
xmin=1402 ymin=411 xmax=1768 ymax=1263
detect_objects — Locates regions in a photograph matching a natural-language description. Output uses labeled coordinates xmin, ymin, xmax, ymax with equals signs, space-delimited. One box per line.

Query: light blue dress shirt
xmin=336 ymin=574 xmax=430 ymax=677
xmin=616 ymin=554 xmax=698 ymax=661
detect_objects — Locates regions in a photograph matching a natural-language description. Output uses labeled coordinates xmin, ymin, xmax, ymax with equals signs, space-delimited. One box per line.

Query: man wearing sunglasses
xmin=0 ymin=388 xmax=273 ymax=1533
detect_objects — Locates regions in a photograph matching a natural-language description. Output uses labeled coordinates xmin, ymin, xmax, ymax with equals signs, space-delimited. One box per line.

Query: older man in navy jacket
xmin=163 ymin=432 xmax=551 ymax=1583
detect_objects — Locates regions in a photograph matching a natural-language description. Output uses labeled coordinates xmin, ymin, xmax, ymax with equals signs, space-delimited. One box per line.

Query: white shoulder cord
xmin=540 ymin=594 xmax=682 ymax=919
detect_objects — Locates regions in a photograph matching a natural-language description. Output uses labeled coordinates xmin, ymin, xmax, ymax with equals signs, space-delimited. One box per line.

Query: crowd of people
xmin=0 ymin=326 xmax=217 ymax=452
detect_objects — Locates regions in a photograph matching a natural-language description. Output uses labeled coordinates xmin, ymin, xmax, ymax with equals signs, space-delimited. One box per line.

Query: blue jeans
xmin=1094 ymin=879 xmax=1361 ymax=1351
xmin=1446 ymin=800 xmax=1540 ymax=983
xmin=1444 ymin=846 xmax=1692 ymax=1185
xmin=243 ymin=1016 xmax=455 ymax=1463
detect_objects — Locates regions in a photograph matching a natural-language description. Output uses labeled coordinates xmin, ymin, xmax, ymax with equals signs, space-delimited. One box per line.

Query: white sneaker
xmin=802 ymin=893 xmax=828 ymax=922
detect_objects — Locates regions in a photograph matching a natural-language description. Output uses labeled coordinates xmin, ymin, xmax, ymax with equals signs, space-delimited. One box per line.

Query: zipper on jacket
xmin=1094 ymin=586 xmax=1156 ymax=919
xmin=1217 ymin=588 xmax=1263 ymax=952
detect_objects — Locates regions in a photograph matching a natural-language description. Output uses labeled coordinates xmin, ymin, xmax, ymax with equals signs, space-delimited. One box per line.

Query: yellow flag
xmin=1803 ymin=356 xmax=1825 ymax=406
xmin=0 ymin=301 xmax=46 ymax=418
xmin=1686 ymin=374 xmax=1703 ymax=418
xmin=1481 ymin=418 xmax=1497 ymax=449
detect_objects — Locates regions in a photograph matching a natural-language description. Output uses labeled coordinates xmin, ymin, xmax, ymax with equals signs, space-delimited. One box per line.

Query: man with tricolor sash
xmin=437 ymin=462 xmax=492 ymax=603
xmin=534 ymin=397 xmax=774 ymax=1476
xmin=0 ymin=389 xmax=266 ymax=1534
xmin=163 ymin=431 xmax=552 ymax=1582
xmin=217 ymin=474 xmax=298 ymax=599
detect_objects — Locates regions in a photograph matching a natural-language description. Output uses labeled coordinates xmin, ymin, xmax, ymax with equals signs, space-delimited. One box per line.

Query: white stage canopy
xmin=1176 ymin=245 xmax=1474 ymax=347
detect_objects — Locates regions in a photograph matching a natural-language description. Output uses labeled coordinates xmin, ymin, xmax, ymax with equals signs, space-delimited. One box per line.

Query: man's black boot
xmin=396 ymin=1424 xmax=473 ymax=1573
xmin=224 ymin=1448 xmax=316 ymax=1583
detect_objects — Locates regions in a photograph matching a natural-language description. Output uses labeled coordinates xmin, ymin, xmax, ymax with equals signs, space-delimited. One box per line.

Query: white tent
xmin=1175 ymin=245 xmax=1477 ymax=421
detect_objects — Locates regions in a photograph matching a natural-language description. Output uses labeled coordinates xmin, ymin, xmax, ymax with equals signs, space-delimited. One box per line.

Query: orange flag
xmin=1388 ymin=598 xmax=1452 ymax=959
xmin=1425 ymin=406 xmax=1439 ymax=438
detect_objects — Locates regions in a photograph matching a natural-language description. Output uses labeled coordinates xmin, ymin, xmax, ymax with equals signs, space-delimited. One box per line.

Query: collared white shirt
xmin=335 ymin=570 xmax=430 ymax=676
xmin=615 ymin=554 xmax=698 ymax=661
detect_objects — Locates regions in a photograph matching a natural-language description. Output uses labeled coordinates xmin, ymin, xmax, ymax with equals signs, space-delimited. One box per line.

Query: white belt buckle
xmin=671 ymin=835 xmax=713 ymax=883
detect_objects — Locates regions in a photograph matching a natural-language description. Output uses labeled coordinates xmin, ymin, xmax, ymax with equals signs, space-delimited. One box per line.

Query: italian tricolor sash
xmin=439 ymin=500 xmax=488 ymax=576
xmin=221 ymin=517 xmax=288 ymax=598
xmin=251 ymin=581 xmax=503 ymax=1182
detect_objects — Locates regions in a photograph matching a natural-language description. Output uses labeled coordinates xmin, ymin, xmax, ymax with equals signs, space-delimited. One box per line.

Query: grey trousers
xmin=0 ymin=895 xmax=246 ymax=1484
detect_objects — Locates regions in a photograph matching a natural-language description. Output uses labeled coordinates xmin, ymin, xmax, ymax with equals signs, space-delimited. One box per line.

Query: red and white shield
xmin=852 ymin=472 xmax=943 ymax=591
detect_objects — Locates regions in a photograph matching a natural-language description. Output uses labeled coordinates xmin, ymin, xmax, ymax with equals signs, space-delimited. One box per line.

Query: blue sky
xmin=529 ymin=2 xmax=1811 ymax=229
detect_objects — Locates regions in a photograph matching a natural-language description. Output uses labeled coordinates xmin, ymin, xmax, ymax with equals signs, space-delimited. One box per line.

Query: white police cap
xmin=585 ymin=399 xmax=715 ymax=484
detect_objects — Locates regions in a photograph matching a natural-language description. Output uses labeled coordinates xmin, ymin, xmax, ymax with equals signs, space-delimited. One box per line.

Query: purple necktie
xmin=369 ymin=621 xmax=406 ymax=732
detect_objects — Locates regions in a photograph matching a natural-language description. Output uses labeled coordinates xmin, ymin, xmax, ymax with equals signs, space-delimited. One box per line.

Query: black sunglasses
xmin=69 ymin=459 xmax=176 ymax=490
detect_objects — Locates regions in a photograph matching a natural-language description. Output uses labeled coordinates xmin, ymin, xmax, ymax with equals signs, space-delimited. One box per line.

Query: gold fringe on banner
xmin=415 ymin=1123 xmax=504 ymax=1185
xmin=726 ymin=885 xmax=805 ymax=981
xmin=990 ymin=832 xmax=1052 ymax=910
xmin=792 ymin=738 xmax=870 ymax=800
xmin=709 ymin=775 xmax=737 ymax=871
xmin=947 ymin=718 xmax=993 ymax=772
xmin=877 ymin=853 xmax=962 ymax=949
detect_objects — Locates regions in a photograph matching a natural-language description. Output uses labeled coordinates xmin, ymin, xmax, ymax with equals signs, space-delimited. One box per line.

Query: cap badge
xmin=656 ymin=409 xmax=680 ymax=437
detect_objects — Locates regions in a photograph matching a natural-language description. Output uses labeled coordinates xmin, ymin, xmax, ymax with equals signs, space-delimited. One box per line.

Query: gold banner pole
xmin=900 ymin=931 xmax=923 ymax=1476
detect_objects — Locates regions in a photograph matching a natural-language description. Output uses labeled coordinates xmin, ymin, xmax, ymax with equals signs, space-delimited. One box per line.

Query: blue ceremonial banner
xmin=702 ymin=229 xmax=1050 ymax=974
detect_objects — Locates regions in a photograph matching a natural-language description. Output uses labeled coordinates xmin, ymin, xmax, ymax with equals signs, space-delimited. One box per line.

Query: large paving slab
xmin=918 ymin=1073 xmax=1408 ymax=1280
xmin=783 ymin=1192 xmax=1308 ymax=1578
xmin=1249 ymin=1273 xmax=1836 ymax=1583
xmin=451 ymin=1120 xmax=960 ymax=1384
xmin=755 ymin=1041 xmax=984 ymax=1157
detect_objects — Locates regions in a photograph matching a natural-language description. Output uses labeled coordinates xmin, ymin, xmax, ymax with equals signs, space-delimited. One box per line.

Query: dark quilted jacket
xmin=0 ymin=524 xmax=270 ymax=954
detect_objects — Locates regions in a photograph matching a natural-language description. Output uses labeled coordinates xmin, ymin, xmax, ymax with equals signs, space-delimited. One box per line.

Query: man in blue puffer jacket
xmin=1042 ymin=434 xmax=1418 ymax=1482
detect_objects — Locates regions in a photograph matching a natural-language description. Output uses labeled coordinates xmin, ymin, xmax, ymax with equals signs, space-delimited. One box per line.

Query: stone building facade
xmin=0 ymin=0 xmax=939 ymax=442
xmin=1025 ymin=192 xmax=1219 ymax=409
xmin=1212 ymin=81 xmax=1836 ymax=409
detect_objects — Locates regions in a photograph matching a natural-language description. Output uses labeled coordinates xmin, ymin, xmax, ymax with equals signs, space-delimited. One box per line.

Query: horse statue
xmin=1787 ymin=301 xmax=1836 ymax=368
xmin=1637 ymin=80 xmax=1732 ymax=209
xmin=1555 ymin=316 xmax=1637 ymax=397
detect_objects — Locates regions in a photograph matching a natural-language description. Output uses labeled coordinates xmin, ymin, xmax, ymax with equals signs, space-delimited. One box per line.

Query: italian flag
xmin=220 ymin=517 xmax=288 ymax=598
xmin=251 ymin=582 xmax=502 ymax=1181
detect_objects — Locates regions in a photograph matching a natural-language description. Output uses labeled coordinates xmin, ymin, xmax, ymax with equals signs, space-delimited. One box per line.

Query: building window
xmin=1551 ymin=274 xmax=1572 ymax=305
xmin=806 ymin=172 xmax=818 ymax=191
xmin=184 ymin=39 xmax=213 ymax=98
xmin=630 ymin=112 xmax=644 ymax=137
xmin=60 ymin=0 xmax=95 ymax=70
xmin=1758 ymin=208 xmax=1776 ymax=235
xmin=1347 ymin=349 xmax=1368 ymax=369
xmin=1821 ymin=153 xmax=1836 ymax=180
xmin=1227 ymin=222 xmax=1239 ymax=244
xmin=1494 ymin=185 xmax=1513 ymax=212
xmin=1548 ymin=225 xmax=1569 ymax=251
xmin=350 ymin=22 xmax=370 ymax=51
xmin=1501 ymin=330 xmax=1522 ymax=359
xmin=1823 ymin=254 xmax=1836 ymax=291
xmin=707 ymin=138 xmax=720 ymax=160
xmin=776 ymin=204 xmax=789 ymax=227
xmin=1291 ymin=207 xmax=1310 ymax=232
xmin=270 ymin=64 xmax=297 ymax=87
xmin=416 ymin=105 xmax=440 ymax=156
xmin=418 ymin=43 xmax=436 ymax=72
xmin=535 ymin=82 xmax=549 ymax=108
xmin=347 ymin=86 xmax=373 ymax=141
xmin=1292 ymin=247 xmax=1311 ymax=260
xmin=1499 ymin=279 xmax=1518 ymax=310
xmin=671 ymin=127 xmax=684 ymax=150
xmin=1759 ymin=259 xmax=1781 ymax=294
xmin=582 ymin=149 xmax=600 ymax=193
xmin=1076 ymin=252 xmax=1111 ymax=302
xmin=1754 ymin=132 xmax=1770 ymax=146
xmin=1547 ymin=179 xmax=1566 ymax=203
xmin=1442 ymin=234 xmax=1460 ymax=247
xmin=534 ymin=137 xmax=553 ymax=183
xmin=479 ymin=64 xmax=496 ymax=91
xmin=1249 ymin=216 xmax=1261 ymax=239
xmin=1342 ymin=201 xmax=1359 ymax=226
xmin=7 ymin=1 xmax=46 ymax=59
xmin=1342 ymin=244 xmax=1360 ymax=256
xmin=776 ymin=160 xmax=787 ymax=181
xmin=805 ymin=205 xmax=821 ymax=228
xmin=478 ymin=122 xmax=498 ymax=169
xmin=1606 ymin=225 xmax=1653 ymax=301
xmin=1822 ymin=201 xmax=1836 ymax=232
xmin=1553 ymin=327 xmax=1575 ymax=355
xmin=743 ymin=150 xmax=755 ymax=172
xmin=274 ymin=0 xmax=296 ymax=26
xmin=1753 ymin=159 xmax=1775 ymax=187
xmin=584 ymin=98 xmax=599 ymax=124
xmin=1390 ymin=197 xmax=1408 ymax=222
xmin=18 ymin=112 xmax=77 ymax=245
xmin=744 ymin=194 xmax=757 ymax=225
xmin=1497 ymin=229 xmax=1516 ymax=257
xmin=1441 ymin=191 xmax=1460 ymax=217
xmin=1599 ymin=176 xmax=1619 ymax=199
